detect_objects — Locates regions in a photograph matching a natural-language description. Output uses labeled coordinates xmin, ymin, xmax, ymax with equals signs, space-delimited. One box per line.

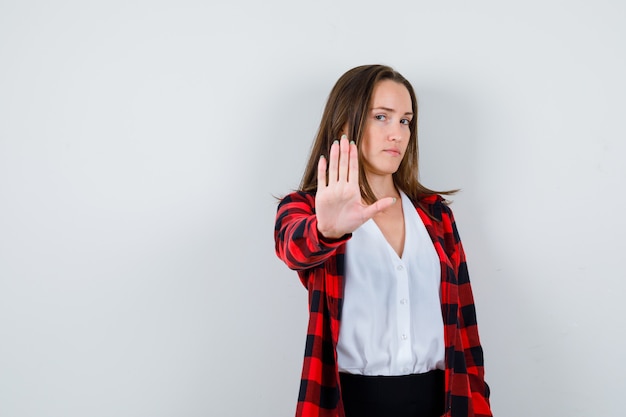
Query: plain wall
xmin=1 ymin=1 xmax=625 ymax=416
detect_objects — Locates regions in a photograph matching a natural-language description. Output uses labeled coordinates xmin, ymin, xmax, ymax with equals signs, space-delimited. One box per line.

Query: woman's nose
xmin=389 ymin=125 xmax=403 ymax=141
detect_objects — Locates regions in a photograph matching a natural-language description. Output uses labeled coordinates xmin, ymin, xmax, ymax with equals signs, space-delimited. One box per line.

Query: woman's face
xmin=360 ymin=79 xmax=413 ymax=179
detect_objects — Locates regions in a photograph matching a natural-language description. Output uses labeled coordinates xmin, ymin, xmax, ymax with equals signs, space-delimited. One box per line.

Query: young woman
xmin=274 ymin=65 xmax=492 ymax=417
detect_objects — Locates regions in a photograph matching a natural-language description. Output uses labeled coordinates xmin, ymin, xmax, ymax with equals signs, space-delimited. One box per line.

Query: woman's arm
xmin=274 ymin=191 xmax=348 ymax=270
xmin=275 ymin=136 xmax=395 ymax=270
xmin=448 ymin=209 xmax=493 ymax=416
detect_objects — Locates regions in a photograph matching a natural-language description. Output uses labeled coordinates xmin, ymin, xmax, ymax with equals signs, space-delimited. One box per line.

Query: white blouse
xmin=336 ymin=191 xmax=445 ymax=376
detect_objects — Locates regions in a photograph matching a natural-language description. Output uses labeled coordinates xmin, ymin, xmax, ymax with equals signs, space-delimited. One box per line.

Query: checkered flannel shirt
xmin=275 ymin=191 xmax=492 ymax=417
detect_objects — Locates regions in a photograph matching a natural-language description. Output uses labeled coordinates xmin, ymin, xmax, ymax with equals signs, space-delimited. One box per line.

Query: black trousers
xmin=339 ymin=370 xmax=445 ymax=417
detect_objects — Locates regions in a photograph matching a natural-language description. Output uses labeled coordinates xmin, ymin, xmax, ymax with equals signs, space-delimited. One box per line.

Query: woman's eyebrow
xmin=371 ymin=106 xmax=414 ymax=116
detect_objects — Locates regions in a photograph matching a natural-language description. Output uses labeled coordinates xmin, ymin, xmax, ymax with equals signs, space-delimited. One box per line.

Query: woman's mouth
xmin=383 ymin=148 xmax=401 ymax=157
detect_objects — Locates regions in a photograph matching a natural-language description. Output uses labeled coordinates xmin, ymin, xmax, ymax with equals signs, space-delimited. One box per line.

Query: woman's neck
xmin=365 ymin=173 xmax=399 ymax=200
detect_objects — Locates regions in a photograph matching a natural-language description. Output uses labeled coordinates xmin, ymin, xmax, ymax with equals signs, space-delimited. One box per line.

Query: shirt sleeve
xmin=446 ymin=205 xmax=493 ymax=416
xmin=274 ymin=191 xmax=349 ymax=271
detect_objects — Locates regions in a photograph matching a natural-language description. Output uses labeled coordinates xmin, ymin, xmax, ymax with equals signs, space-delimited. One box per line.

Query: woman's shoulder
xmin=415 ymin=193 xmax=445 ymax=205
xmin=408 ymin=193 xmax=455 ymax=222
xmin=277 ymin=190 xmax=316 ymax=210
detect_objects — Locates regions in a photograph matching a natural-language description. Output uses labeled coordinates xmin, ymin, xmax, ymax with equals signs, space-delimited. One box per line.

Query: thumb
xmin=361 ymin=197 xmax=397 ymax=220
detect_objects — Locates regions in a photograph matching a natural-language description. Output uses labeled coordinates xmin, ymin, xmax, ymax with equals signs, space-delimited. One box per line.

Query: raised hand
xmin=315 ymin=135 xmax=396 ymax=239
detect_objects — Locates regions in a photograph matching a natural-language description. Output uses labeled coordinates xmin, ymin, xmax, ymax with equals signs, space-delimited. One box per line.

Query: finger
xmin=317 ymin=154 xmax=327 ymax=190
xmin=328 ymin=139 xmax=339 ymax=184
xmin=338 ymin=135 xmax=349 ymax=183
xmin=348 ymin=140 xmax=358 ymax=185
xmin=361 ymin=197 xmax=397 ymax=220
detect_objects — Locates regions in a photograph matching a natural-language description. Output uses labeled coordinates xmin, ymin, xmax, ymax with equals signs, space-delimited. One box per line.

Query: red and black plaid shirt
xmin=275 ymin=191 xmax=492 ymax=417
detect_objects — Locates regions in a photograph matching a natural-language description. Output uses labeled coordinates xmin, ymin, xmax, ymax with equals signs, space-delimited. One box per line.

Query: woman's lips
xmin=383 ymin=149 xmax=401 ymax=156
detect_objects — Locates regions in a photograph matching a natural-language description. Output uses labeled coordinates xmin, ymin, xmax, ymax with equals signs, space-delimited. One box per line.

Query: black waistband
xmin=339 ymin=370 xmax=445 ymax=417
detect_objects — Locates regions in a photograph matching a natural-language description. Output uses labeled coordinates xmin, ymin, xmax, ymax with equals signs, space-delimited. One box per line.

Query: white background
xmin=1 ymin=1 xmax=624 ymax=416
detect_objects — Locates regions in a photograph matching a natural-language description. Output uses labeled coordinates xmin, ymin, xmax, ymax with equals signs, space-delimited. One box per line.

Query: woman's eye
xmin=375 ymin=114 xmax=386 ymax=121
xmin=400 ymin=118 xmax=411 ymax=125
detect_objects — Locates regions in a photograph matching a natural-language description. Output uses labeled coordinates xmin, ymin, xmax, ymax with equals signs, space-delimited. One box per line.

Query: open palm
xmin=315 ymin=136 xmax=395 ymax=239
